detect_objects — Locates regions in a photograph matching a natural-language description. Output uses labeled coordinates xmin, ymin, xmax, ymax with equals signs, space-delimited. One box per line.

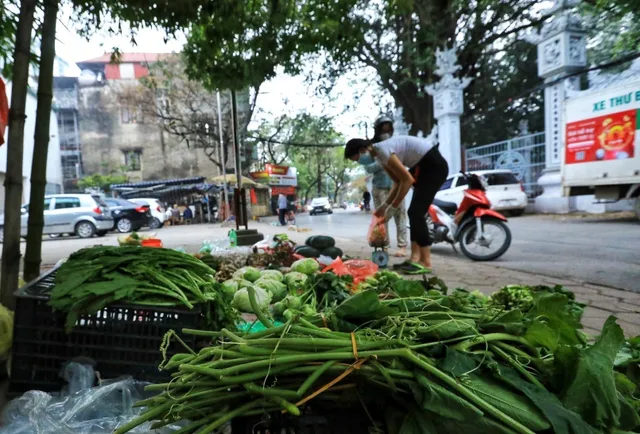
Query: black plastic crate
xmin=9 ymin=268 xmax=200 ymax=396
xmin=232 ymin=409 xmax=371 ymax=434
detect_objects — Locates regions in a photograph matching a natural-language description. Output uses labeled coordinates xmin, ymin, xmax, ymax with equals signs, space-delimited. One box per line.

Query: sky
xmin=54 ymin=4 xmax=391 ymax=140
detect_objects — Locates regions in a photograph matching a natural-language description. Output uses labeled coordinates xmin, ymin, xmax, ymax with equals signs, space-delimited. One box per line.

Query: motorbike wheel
xmin=458 ymin=217 xmax=511 ymax=261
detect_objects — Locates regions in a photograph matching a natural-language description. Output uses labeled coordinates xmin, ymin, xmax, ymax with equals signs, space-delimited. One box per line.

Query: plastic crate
xmin=232 ymin=409 xmax=371 ymax=434
xmin=9 ymin=268 xmax=200 ymax=396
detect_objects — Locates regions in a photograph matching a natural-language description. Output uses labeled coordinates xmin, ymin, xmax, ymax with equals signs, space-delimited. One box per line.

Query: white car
xmin=308 ymin=197 xmax=333 ymax=215
xmin=129 ymin=198 xmax=167 ymax=229
xmin=435 ymin=170 xmax=528 ymax=215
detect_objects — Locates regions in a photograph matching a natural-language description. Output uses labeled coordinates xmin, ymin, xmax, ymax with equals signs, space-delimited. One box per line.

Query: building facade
xmin=53 ymin=76 xmax=83 ymax=192
xmin=74 ymin=53 xmax=252 ymax=183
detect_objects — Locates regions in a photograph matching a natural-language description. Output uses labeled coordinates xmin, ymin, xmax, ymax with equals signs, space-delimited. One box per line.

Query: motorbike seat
xmin=433 ymin=199 xmax=458 ymax=215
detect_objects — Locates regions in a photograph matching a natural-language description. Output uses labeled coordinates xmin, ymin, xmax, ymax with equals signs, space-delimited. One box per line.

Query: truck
xmin=562 ymin=80 xmax=640 ymax=220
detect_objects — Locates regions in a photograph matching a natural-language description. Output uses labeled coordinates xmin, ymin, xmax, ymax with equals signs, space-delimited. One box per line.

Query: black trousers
xmin=408 ymin=146 xmax=449 ymax=247
xmin=278 ymin=209 xmax=287 ymax=226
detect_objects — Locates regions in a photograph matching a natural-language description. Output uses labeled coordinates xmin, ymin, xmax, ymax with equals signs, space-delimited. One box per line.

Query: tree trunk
xmin=24 ymin=0 xmax=58 ymax=282
xmin=0 ymin=0 xmax=36 ymax=309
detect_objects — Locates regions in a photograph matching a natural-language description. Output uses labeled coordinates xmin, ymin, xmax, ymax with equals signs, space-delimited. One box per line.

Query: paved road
xmin=288 ymin=209 xmax=640 ymax=293
xmin=12 ymin=208 xmax=640 ymax=292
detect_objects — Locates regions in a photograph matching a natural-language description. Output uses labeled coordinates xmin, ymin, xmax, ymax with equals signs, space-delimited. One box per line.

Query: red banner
xmin=271 ymin=186 xmax=295 ymax=196
xmin=265 ymin=163 xmax=288 ymax=175
xmin=565 ymin=109 xmax=636 ymax=164
xmin=0 ymin=77 xmax=8 ymax=146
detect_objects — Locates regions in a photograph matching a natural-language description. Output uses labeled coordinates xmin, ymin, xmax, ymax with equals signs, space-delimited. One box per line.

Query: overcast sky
xmin=54 ymin=4 xmax=391 ymax=140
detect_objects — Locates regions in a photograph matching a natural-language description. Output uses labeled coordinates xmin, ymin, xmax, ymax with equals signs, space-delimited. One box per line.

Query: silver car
xmin=0 ymin=194 xmax=114 ymax=241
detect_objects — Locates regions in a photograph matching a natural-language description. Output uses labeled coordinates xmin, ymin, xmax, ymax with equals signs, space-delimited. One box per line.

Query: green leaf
xmin=556 ymin=316 xmax=625 ymax=430
xmin=481 ymin=310 xmax=525 ymax=335
xmin=417 ymin=319 xmax=477 ymax=340
xmin=494 ymin=365 xmax=599 ymax=434
xmin=466 ymin=374 xmax=550 ymax=431
xmin=438 ymin=347 xmax=478 ymax=377
xmin=415 ymin=373 xmax=484 ymax=422
xmin=392 ymin=279 xmax=425 ymax=297
xmin=333 ymin=290 xmax=393 ymax=320
xmin=525 ymin=293 xmax=583 ymax=349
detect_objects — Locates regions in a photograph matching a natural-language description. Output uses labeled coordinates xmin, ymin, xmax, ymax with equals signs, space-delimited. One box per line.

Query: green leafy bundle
xmin=117 ymin=283 xmax=640 ymax=434
xmin=49 ymin=246 xmax=238 ymax=331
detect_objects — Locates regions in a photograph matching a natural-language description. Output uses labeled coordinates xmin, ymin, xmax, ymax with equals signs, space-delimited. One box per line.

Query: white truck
xmin=562 ymin=80 xmax=640 ymax=220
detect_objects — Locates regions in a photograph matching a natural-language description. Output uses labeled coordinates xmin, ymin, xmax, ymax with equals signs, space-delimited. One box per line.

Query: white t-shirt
xmin=373 ymin=135 xmax=434 ymax=168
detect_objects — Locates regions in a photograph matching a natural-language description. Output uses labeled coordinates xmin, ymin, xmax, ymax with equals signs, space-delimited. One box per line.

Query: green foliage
xmin=77 ymin=173 xmax=128 ymax=192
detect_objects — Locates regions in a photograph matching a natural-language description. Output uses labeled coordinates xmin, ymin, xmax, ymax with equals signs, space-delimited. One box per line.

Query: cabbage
xmin=232 ymin=286 xmax=272 ymax=313
xmin=232 ymin=278 xmax=254 ymax=289
xmin=233 ymin=266 xmax=262 ymax=282
xmin=254 ymin=278 xmax=288 ymax=302
xmin=291 ymin=258 xmax=320 ymax=276
xmin=259 ymin=270 xmax=284 ymax=282
xmin=221 ymin=280 xmax=239 ymax=298
xmin=285 ymin=272 xmax=308 ymax=291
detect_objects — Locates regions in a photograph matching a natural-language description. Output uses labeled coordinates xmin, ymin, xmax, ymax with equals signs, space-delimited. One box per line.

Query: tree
xmin=183 ymin=0 xmax=548 ymax=138
xmin=250 ymin=113 xmax=353 ymax=202
xmin=77 ymin=173 xmax=129 ymax=192
xmin=115 ymin=54 xmax=258 ymax=173
xmin=0 ymin=0 xmax=37 ymax=309
xmin=23 ymin=0 xmax=59 ymax=282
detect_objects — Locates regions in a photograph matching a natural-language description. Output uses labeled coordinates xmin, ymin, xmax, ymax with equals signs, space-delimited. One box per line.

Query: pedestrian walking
xmin=277 ymin=194 xmax=288 ymax=226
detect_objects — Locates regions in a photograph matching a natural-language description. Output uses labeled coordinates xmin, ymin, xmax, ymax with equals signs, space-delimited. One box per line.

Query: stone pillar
xmin=425 ymin=48 xmax=472 ymax=175
xmin=532 ymin=0 xmax=587 ymax=213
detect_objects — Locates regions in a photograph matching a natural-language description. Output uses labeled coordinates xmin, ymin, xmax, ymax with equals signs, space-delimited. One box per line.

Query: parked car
xmin=435 ymin=169 xmax=528 ymax=215
xmin=0 ymin=194 xmax=114 ymax=241
xmin=103 ymin=198 xmax=151 ymax=233
xmin=129 ymin=198 xmax=166 ymax=229
xmin=308 ymin=197 xmax=333 ymax=216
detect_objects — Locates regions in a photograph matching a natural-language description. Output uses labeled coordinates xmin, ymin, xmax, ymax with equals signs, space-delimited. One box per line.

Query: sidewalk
xmin=271 ymin=223 xmax=640 ymax=337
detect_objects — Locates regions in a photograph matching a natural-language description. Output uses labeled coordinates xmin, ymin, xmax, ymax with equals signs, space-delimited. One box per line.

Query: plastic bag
xmin=367 ymin=216 xmax=388 ymax=248
xmin=0 ymin=363 xmax=185 ymax=434
xmin=322 ymin=258 xmax=378 ymax=287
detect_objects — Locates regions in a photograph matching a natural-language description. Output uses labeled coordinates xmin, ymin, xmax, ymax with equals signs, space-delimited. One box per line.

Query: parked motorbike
xmin=428 ymin=172 xmax=511 ymax=261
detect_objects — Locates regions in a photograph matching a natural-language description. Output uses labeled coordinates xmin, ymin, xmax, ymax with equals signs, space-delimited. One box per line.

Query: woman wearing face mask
xmin=357 ymin=115 xmax=408 ymax=256
xmin=345 ymin=135 xmax=448 ymax=274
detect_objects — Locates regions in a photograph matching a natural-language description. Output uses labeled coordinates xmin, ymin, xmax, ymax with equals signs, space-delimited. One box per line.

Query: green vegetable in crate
xmin=305 ymin=235 xmax=335 ymax=250
xmin=259 ymin=269 xmax=284 ymax=282
xmin=284 ymin=271 xmax=308 ymax=291
xmin=232 ymin=286 xmax=272 ymax=313
xmin=254 ymin=278 xmax=288 ymax=302
xmin=291 ymin=258 xmax=320 ymax=276
xmin=293 ymin=246 xmax=320 ymax=258
xmin=233 ymin=266 xmax=262 ymax=282
xmin=48 ymin=246 xmax=238 ymax=332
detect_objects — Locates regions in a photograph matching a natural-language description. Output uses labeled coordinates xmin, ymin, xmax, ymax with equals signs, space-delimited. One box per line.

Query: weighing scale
xmin=371 ymin=246 xmax=389 ymax=268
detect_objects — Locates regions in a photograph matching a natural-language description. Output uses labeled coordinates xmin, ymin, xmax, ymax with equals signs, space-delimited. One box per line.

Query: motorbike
xmin=428 ymin=172 xmax=512 ymax=261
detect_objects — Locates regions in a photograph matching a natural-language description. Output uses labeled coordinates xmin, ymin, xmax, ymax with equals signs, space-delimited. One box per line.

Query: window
xmin=23 ymin=198 xmax=52 ymax=213
xmin=439 ymin=178 xmax=453 ymax=191
xmin=485 ymin=172 xmax=519 ymax=186
xmin=121 ymin=107 xmax=142 ymax=124
xmin=455 ymin=177 xmax=468 ymax=188
xmin=54 ymin=197 xmax=81 ymax=209
xmin=124 ymin=150 xmax=142 ymax=171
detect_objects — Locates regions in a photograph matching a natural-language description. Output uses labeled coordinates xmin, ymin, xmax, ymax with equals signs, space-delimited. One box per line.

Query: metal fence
xmin=464 ymin=132 xmax=546 ymax=198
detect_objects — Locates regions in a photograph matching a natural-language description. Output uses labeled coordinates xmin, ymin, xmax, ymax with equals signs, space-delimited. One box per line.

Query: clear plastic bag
xmin=367 ymin=216 xmax=388 ymax=248
xmin=0 ymin=362 xmax=185 ymax=434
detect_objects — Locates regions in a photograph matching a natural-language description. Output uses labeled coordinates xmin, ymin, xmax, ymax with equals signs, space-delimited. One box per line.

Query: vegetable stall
xmin=4 ymin=235 xmax=640 ymax=434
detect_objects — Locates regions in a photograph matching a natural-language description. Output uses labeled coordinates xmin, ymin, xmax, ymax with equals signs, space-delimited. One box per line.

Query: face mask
xmin=358 ymin=153 xmax=374 ymax=165
xmin=379 ymin=133 xmax=391 ymax=140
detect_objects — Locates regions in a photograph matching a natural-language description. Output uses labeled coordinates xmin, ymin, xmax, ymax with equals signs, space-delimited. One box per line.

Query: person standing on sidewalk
xmin=359 ymin=115 xmax=408 ymax=257
xmin=277 ymin=194 xmax=288 ymax=226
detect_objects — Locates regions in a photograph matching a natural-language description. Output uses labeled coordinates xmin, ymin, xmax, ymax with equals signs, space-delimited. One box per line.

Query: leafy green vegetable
xmin=291 ymin=258 xmax=320 ymax=275
xmin=254 ymin=278 xmax=287 ymax=302
xmin=555 ymin=316 xmax=625 ymax=430
xmin=232 ymin=286 xmax=272 ymax=313
xmin=284 ymin=271 xmax=308 ymax=292
xmin=233 ymin=266 xmax=262 ymax=282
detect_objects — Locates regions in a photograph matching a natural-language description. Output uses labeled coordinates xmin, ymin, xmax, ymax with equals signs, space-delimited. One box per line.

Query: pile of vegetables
xmin=49 ymin=246 xmax=238 ymax=331
xmin=115 ymin=274 xmax=640 ymax=434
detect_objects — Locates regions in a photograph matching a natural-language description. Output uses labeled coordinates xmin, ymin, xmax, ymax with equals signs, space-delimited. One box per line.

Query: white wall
xmin=0 ymin=77 xmax=63 ymax=211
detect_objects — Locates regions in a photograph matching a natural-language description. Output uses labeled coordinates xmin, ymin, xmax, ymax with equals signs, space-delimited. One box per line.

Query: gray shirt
xmin=373 ymin=135 xmax=434 ymax=169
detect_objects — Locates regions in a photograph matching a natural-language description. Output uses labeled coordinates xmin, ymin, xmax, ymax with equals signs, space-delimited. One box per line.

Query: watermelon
xmin=321 ymin=247 xmax=343 ymax=259
xmin=306 ymin=235 xmax=335 ymax=250
xmin=295 ymin=246 xmax=320 ymax=258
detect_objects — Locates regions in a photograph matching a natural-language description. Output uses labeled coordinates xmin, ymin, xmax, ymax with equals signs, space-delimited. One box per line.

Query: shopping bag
xmin=367 ymin=216 xmax=388 ymax=248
